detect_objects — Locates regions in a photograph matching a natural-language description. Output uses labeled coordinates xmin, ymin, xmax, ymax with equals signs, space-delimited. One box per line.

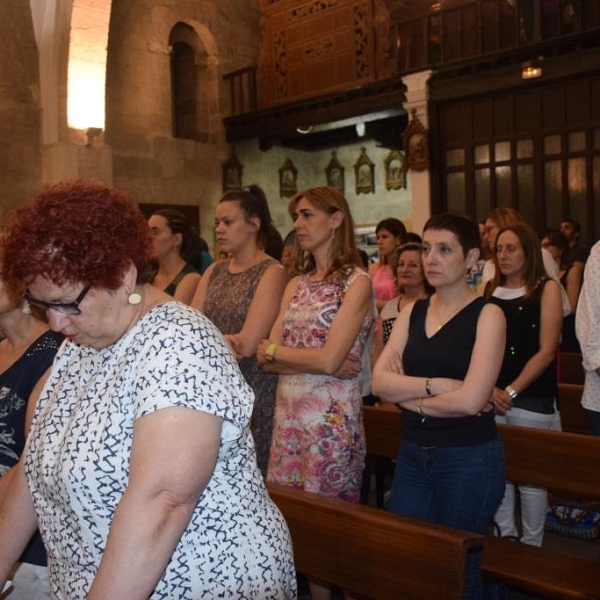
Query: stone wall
xmin=105 ymin=0 xmax=262 ymax=239
xmin=0 ymin=0 xmax=41 ymax=221
xmin=229 ymin=139 xmax=414 ymax=254
xmin=0 ymin=0 xmax=419 ymax=241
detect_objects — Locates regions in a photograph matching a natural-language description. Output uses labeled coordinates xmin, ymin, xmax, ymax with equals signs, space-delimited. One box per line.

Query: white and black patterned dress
xmin=24 ymin=303 xmax=296 ymax=599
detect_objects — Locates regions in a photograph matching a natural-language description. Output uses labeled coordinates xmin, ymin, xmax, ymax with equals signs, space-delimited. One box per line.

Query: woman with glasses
xmin=0 ymin=275 xmax=63 ymax=599
xmin=0 ymin=181 xmax=296 ymax=599
xmin=373 ymin=242 xmax=434 ymax=364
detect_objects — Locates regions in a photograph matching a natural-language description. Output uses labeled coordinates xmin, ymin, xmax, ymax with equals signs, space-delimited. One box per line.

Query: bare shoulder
xmin=478 ymin=301 xmax=506 ymax=327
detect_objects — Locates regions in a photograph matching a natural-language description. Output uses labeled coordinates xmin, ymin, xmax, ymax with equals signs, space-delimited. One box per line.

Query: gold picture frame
xmin=384 ymin=149 xmax=406 ymax=190
xmin=279 ymin=158 xmax=298 ymax=198
xmin=354 ymin=147 xmax=375 ymax=195
xmin=222 ymin=146 xmax=243 ymax=191
xmin=402 ymin=109 xmax=429 ymax=172
xmin=325 ymin=151 xmax=345 ymax=192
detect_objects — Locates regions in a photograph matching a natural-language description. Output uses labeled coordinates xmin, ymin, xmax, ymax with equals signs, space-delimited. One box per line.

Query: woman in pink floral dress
xmin=258 ymin=186 xmax=374 ymax=600
xmin=258 ymin=187 xmax=374 ymax=505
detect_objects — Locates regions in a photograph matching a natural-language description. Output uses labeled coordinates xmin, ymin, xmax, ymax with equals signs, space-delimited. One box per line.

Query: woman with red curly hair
xmin=0 ymin=181 xmax=295 ymax=599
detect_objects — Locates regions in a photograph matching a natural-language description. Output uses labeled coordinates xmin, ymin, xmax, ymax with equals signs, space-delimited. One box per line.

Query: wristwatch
xmin=505 ymin=385 xmax=518 ymax=399
xmin=265 ymin=342 xmax=278 ymax=364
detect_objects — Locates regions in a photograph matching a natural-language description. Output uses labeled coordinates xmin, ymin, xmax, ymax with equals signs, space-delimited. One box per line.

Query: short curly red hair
xmin=1 ymin=180 xmax=151 ymax=300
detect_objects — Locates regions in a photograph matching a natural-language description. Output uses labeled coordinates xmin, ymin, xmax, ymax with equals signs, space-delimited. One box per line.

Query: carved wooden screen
xmin=258 ymin=0 xmax=392 ymax=108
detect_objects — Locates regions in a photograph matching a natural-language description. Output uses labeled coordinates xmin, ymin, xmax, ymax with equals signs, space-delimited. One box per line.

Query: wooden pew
xmin=557 ymin=382 xmax=591 ymax=435
xmin=361 ymin=404 xmax=402 ymax=506
xmin=362 ymin=403 xmax=401 ymax=459
xmin=267 ymin=482 xmax=483 ymax=600
xmin=362 ymin=406 xmax=600 ymax=599
xmin=559 ymin=352 xmax=585 ymax=385
xmin=483 ymin=425 xmax=600 ymax=599
xmin=498 ymin=424 xmax=600 ymax=500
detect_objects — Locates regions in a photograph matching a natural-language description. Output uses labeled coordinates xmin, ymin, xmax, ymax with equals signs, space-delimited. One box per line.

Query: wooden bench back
xmin=363 ymin=406 xmax=600 ymax=501
xmin=267 ymin=482 xmax=483 ymax=600
xmin=557 ymin=382 xmax=590 ymax=435
xmin=499 ymin=423 xmax=600 ymax=500
xmin=559 ymin=352 xmax=585 ymax=385
xmin=362 ymin=404 xmax=401 ymax=458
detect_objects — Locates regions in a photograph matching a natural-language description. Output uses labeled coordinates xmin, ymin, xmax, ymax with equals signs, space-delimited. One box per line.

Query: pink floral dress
xmin=267 ymin=268 xmax=374 ymax=502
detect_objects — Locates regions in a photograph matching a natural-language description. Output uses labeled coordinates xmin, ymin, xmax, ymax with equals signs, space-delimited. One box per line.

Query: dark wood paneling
xmin=542 ymin=86 xmax=565 ymax=128
xmin=473 ymin=98 xmax=494 ymax=140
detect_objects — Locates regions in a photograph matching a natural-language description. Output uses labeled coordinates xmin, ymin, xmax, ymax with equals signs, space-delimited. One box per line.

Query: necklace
xmin=433 ymin=295 xmax=474 ymax=331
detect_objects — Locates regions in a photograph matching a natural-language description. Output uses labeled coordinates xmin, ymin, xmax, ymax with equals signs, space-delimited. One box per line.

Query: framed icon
xmin=222 ymin=146 xmax=243 ymax=191
xmin=325 ymin=151 xmax=345 ymax=192
xmin=384 ymin=149 xmax=406 ymax=190
xmin=279 ymin=158 xmax=298 ymax=198
xmin=354 ymin=147 xmax=375 ymax=195
xmin=402 ymin=109 xmax=429 ymax=172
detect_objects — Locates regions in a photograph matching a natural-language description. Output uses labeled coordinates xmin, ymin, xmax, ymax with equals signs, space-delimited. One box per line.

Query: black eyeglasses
xmin=22 ymin=285 xmax=91 ymax=315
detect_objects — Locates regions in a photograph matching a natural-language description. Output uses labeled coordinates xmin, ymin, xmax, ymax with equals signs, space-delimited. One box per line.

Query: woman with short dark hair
xmin=373 ymin=212 xmax=506 ymax=598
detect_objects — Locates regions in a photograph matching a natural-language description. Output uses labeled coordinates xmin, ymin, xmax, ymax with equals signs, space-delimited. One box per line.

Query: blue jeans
xmin=588 ymin=409 xmax=600 ymax=436
xmin=388 ymin=437 xmax=505 ymax=599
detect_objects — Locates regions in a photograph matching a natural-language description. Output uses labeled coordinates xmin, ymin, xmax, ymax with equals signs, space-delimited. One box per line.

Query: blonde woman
xmin=258 ymin=186 xmax=374 ymax=600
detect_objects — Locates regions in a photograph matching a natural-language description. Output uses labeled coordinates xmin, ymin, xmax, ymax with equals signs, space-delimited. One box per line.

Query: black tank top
xmin=490 ymin=279 xmax=557 ymax=413
xmin=402 ymin=296 xmax=498 ymax=446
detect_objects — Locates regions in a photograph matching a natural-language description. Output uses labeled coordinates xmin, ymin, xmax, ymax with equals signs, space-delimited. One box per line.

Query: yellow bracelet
xmin=417 ymin=397 xmax=428 ymax=423
xmin=265 ymin=342 xmax=278 ymax=364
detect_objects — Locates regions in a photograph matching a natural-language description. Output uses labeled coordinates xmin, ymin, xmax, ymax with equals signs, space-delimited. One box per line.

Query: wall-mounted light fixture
xmin=521 ymin=61 xmax=543 ymax=80
xmin=85 ymin=127 xmax=103 ymax=147
xmin=355 ymin=122 xmax=366 ymax=137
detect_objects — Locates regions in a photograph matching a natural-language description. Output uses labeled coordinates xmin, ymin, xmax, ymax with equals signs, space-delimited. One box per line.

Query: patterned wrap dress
xmin=267 ymin=268 xmax=374 ymax=502
xmin=0 ymin=330 xmax=63 ymax=569
xmin=202 ymin=258 xmax=279 ymax=475
xmin=24 ymin=303 xmax=296 ymax=599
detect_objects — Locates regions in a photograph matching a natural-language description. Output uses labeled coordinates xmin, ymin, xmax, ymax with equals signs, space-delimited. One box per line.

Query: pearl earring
xmin=128 ymin=292 xmax=142 ymax=305
xmin=22 ymin=300 xmax=31 ymax=314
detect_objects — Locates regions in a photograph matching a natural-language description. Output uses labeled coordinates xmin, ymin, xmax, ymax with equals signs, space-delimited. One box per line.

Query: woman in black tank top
xmin=372 ymin=213 xmax=507 ymax=600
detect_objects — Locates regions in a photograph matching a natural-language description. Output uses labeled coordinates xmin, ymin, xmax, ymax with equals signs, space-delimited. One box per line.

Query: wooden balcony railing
xmin=222 ymin=65 xmax=257 ymax=116
xmin=223 ymin=0 xmax=599 ymax=117
xmin=392 ymin=0 xmax=597 ymax=72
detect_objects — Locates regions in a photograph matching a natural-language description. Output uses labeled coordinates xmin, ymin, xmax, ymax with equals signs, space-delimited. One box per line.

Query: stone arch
xmin=30 ymin=0 xmax=112 ymax=144
xmin=169 ymin=19 xmax=221 ymax=144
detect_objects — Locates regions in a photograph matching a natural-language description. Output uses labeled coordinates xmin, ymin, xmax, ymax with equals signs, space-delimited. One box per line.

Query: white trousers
xmin=2 ymin=563 xmax=50 ymax=600
xmin=494 ymin=407 xmax=556 ymax=546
